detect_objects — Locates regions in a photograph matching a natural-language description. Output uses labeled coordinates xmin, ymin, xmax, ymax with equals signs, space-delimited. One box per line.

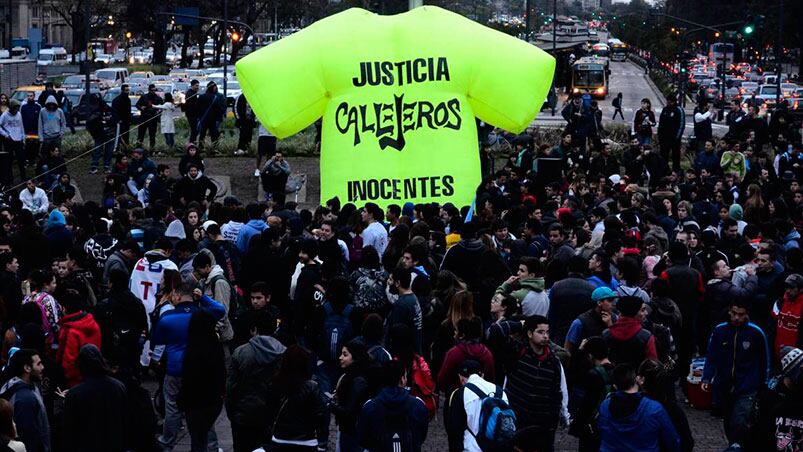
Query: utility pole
xmin=551 ymin=0 xmax=557 ymax=116
xmin=223 ymin=0 xmax=228 ymax=100
xmin=525 ymin=0 xmax=531 ymax=39
xmin=84 ymin=0 xmax=91 ymax=97
xmin=409 ymin=0 xmax=422 ymax=9
xmin=8 ymin=0 xmax=13 ymax=56
xmin=775 ymin=0 xmax=783 ymax=105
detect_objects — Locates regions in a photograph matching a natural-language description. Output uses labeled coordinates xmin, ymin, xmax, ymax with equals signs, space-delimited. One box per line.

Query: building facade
xmin=1 ymin=0 xmax=73 ymax=51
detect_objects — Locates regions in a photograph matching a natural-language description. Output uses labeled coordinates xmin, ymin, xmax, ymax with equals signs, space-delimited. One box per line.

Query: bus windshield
xmin=575 ymin=70 xmax=605 ymax=86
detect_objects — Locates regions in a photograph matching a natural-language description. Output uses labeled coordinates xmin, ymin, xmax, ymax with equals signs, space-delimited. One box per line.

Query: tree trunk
xmin=153 ymin=29 xmax=169 ymax=65
xmin=180 ymin=26 xmax=191 ymax=68
xmin=197 ymin=29 xmax=206 ymax=69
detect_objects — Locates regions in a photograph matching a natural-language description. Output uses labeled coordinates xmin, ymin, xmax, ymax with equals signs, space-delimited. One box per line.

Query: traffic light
xmin=743 ymin=24 xmax=754 ymax=35
xmin=231 ymin=31 xmax=241 ymax=42
xmin=743 ymin=15 xmax=764 ymax=35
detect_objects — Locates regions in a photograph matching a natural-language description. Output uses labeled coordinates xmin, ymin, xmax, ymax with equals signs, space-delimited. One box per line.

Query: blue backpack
xmin=321 ymin=302 xmax=354 ymax=361
xmin=465 ymin=383 xmax=517 ymax=451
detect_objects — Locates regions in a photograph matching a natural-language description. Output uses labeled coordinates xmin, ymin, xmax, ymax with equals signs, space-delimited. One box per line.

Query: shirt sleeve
xmin=235 ymin=16 xmax=335 ymax=138
xmin=565 ymin=319 xmax=583 ymax=347
xmin=463 ymin=19 xmax=555 ymax=133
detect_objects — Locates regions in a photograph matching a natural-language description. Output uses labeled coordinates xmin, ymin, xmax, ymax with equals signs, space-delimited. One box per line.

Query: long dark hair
xmin=273 ymin=344 xmax=313 ymax=395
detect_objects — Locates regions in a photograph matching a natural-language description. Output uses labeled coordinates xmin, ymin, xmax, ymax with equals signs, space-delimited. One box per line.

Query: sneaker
xmin=253 ymin=169 xmax=261 ymax=177
xmin=89 ymin=168 xmax=98 ymax=174
xmin=234 ymin=149 xmax=246 ymax=156
xmin=104 ymin=167 xmax=111 ymax=174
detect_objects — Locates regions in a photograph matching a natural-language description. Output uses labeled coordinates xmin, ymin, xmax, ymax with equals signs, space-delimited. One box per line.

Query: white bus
xmin=37 ymin=47 xmax=68 ymax=66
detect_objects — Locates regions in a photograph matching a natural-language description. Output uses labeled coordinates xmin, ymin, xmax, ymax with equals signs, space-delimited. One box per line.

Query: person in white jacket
xmin=447 ymin=359 xmax=512 ymax=452
xmin=0 ymin=100 xmax=25 ymax=186
xmin=18 ymin=179 xmax=49 ymax=216
xmin=154 ymin=93 xmax=179 ymax=151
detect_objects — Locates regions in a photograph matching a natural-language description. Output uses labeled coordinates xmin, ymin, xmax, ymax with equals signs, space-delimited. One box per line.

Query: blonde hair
xmin=447 ymin=290 xmax=475 ymax=330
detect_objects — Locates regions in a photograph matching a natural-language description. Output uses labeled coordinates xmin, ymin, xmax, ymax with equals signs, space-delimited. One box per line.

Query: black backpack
xmin=380 ymin=397 xmax=415 ymax=452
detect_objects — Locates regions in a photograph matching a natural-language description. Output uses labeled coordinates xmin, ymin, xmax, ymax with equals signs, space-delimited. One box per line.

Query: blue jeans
xmin=638 ymin=134 xmax=652 ymax=145
xmin=158 ymin=375 xmax=184 ymax=451
xmin=723 ymin=391 xmax=755 ymax=446
xmin=164 ymin=133 xmax=175 ymax=148
xmin=91 ymin=136 xmax=114 ymax=170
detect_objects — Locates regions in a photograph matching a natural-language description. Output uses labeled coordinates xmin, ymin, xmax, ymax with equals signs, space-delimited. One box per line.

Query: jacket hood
xmin=459 ymin=238 xmax=485 ymax=252
xmin=608 ymin=317 xmax=643 ymax=341
xmin=207 ymin=264 xmax=225 ymax=280
xmin=248 ymin=335 xmax=286 ymax=366
xmin=77 ymin=343 xmax=106 ymax=377
xmin=144 ymin=249 xmax=171 ymax=263
xmin=376 ymin=386 xmax=412 ymax=410
xmin=60 ymin=311 xmax=97 ymax=334
xmin=457 ymin=341 xmax=493 ymax=361
xmin=520 ymin=277 xmax=545 ymax=292
xmin=165 ymin=219 xmax=186 ymax=239
xmin=47 ymin=210 xmax=65 ymax=228
xmin=785 ymin=229 xmax=801 ymax=242
xmin=608 ymin=392 xmax=645 ymax=427
xmin=246 ymin=219 xmax=268 ymax=231
xmin=729 ymin=204 xmax=744 ymax=221
xmin=45 ymin=95 xmax=58 ymax=106
xmin=0 ymin=377 xmax=29 ymax=398
xmin=188 ymin=170 xmax=204 ymax=181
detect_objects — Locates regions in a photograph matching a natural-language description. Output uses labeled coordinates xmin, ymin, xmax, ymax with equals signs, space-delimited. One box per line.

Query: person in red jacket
xmin=773 ymin=274 xmax=803 ymax=356
xmin=56 ymin=287 xmax=102 ymax=387
xmin=437 ymin=316 xmax=494 ymax=395
xmin=603 ymin=296 xmax=658 ymax=368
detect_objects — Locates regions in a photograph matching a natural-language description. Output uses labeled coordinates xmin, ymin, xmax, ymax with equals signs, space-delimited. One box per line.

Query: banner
xmin=236 ymin=6 xmax=555 ymax=208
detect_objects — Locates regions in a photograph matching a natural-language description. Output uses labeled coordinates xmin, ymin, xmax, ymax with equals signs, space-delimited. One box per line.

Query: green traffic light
xmin=744 ymin=25 xmax=754 ymax=34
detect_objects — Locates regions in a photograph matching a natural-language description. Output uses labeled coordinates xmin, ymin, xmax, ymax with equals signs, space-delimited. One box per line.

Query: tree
xmin=50 ymin=0 xmax=114 ymax=62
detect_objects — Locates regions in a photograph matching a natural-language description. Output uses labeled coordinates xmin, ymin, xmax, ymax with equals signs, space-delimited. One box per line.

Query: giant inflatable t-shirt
xmin=236 ymin=6 xmax=555 ymax=208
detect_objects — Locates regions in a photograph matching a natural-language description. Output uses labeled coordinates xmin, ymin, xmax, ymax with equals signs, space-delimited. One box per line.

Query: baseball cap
xmin=457 ymin=359 xmax=482 ymax=378
xmin=592 ymin=286 xmax=617 ymax=302
xmin=780 ymin=346 xmax=803 ymax=381
xmin=131 ymin=147 xmax=144 ymax=154
xmin=201 ymin=220 xmax=218 ymax=232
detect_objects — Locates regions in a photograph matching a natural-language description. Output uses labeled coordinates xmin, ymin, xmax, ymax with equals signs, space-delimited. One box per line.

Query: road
xmin=534 ymin=60 xmax=729 ymax=138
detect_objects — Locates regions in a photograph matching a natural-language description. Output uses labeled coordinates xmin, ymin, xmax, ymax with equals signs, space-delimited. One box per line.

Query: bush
xmin=59 ymin=119 xmax=319 ymax=159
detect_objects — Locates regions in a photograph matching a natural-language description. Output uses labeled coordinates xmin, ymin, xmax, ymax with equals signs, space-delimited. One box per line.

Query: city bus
xmin=571 ymin=56 xmax=608 ymax=99
xmin=709 ymin=42 xmax=734 ymax=71
xmin=608 ymin=38 xmax=628 ymax=61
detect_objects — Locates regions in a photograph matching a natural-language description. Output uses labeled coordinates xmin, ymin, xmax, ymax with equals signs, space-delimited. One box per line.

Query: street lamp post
xmin=84 ymin=0 xmax=91 ymax=97
xmin=775 ymin=0 xmax=783 ymax=105
xmin=223 ymin=0 xmax=228 ymax=100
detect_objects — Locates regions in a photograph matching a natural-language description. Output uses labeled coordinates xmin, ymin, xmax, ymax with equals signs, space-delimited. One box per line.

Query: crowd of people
xmin=0 ymin=79 xmax=800 ymax=452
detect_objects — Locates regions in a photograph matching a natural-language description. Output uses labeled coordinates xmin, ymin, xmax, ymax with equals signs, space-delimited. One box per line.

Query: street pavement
xmin=534 ymin=60 xmax=729 ymax=138
xmin=157 ymin=384 xmax=728 ymax=452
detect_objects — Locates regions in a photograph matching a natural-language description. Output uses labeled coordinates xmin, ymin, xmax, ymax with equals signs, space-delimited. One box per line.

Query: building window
xmin=32 ymin=6 xmax=39 ymax=16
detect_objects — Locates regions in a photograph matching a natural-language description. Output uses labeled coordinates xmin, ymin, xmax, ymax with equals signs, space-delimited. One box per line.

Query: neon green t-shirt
xmin=236 ymin=6 xmax=555 ymax=208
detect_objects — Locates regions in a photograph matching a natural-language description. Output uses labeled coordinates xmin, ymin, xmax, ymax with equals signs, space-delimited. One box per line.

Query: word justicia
xmin=334 ymin=94 xmax=462 ymax=151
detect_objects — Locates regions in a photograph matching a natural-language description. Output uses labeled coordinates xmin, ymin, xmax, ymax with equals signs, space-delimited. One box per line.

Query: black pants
xmin=660 ymin=138 xmax=682 ymax=171
xmin=515 ymin=426 xmax=556 ymax=452
xmin=231 ymin=422 xmax=269 ymax=452
xmin=117 ymin=121 xmax=131 ymax=151
xmin=5 ymin=140 xmax=25 ymax=183
xmin=612 ymin=108 xmax=624 ymax=120
xmin=24 ymin=138 xmax=38 ymax=165
xmin=187 ymin=115 xmax=199 ymax=144
xmin=0 ymin=151 xmax=12 ymax=187
xmin=185 ymin=401 xmax=222 ymax=452
xmin=199 ymin=120 xmax=221 ymax=146
xmin=137 ymin=117 xmax=158 ymax=150
xmin=238 ymin=125 xmax=254 ymax=151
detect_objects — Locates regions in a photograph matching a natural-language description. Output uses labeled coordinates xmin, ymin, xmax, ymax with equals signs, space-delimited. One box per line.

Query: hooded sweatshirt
xmin=200 ymin=264 xmax=234 ymax=342
xmin=236 ymin=218 xmax=268 ymax=253
xmin=129 ymin=249 xmax=178 ymax=318
xmin=37 ymin=96 xmax=66 ymax=141
xmin=437 ymin=341 xmax=495 ymax=394
xmin=226 ymin=335 xmax=286 ymax=426
xmin=597 ymin=392 xmax=680 ymax=452
xmin=0 ymin=108 xmax=25 ymax=142
xmin=0 ymin=377 xmax=50 ymax=452
xmin=357 ymin=386 xmax=430 ymax=452
xmin=57 ymin=311 xmax=102 ymax=387
xmin=603 ymin=317 xmax=658 ymax=367
xmin=46 ymin=210 xmax=73 ymax=258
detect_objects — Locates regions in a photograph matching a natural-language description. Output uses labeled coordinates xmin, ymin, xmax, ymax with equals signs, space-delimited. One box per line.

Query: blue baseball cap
xmin=592 ymin=286 xmax=617 ymax=302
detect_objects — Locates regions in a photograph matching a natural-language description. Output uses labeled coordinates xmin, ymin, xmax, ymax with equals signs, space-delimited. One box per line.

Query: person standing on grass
xmin=154 ymin=93 xmax=179 ymax=152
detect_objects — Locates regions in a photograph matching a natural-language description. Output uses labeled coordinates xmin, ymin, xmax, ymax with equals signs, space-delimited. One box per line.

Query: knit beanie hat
xmin=729 ymin=204 xmax=744 ymax=221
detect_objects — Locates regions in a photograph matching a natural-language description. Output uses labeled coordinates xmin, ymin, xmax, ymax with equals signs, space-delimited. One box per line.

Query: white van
xmin=37 ymin=47 xmax=68 ymax=66
xmin=94 ymin=67 xmax=129 ymax=88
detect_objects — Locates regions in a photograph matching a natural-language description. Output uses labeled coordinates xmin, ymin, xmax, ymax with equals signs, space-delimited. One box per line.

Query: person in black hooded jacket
xmin=63 ymin=344 xmax=127 ymax=452
xmin=92 ymin=268 xmax=148 ymax=374
xmin=440 ymin=222 xmax=487 ymax=291
xmin=330 ymin=339 xmax=371 ymax=452
xmin=173 ymin=164 xmax=217 ymax=207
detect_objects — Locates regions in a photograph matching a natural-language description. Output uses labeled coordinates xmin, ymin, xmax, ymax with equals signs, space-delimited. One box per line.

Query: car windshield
xmin=38 ymin=54 xmax=53 ymax=61
xmin=11 ymin=91 xmax=29 ymax=103
xmin=96 ymin=72 xmax=118 ymax=80
xmin=66 ymin=94 xmax=81 ymax=106
xmin=762 ymin=86 xmax=779 ymax=95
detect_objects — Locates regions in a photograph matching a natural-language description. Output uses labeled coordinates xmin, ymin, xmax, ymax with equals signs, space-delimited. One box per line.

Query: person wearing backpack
xmin=193 ymin=253 xmax=235 ymax=348
xmin=316 ymin=277 xmax=357 ymax=395
xmin=569 ymin=336 xmax=614 ymax=452
xmin=357 ymin=360 xmax=429 ymax=452
xmin=504 ymin=315 xmax=569 ymax=452
xmin=445 ymin=359 xmax=516 ymax=452
xmin=388 ymin=324 xmax=438 ymax=419
xmin=602 ymin=296 xmax=658 ymax=368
